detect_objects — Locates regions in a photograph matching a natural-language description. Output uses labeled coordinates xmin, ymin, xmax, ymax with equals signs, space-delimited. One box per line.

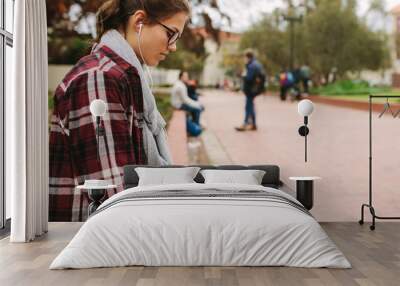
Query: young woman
xmin=49 ymin=0 xmax=190 ymax=221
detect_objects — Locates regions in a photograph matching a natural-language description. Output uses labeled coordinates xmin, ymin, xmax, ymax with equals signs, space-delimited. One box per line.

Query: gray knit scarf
xmin=96 ymin=30 xmax=172 ymax=165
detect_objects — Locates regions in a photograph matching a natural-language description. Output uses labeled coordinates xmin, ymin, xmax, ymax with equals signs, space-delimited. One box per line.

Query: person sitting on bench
xmin=171 ymin=71 xmax=204 ymax=126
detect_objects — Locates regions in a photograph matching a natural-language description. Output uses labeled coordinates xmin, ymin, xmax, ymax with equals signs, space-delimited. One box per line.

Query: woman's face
xmin=128 ymin=12 xmax=188 ymax=67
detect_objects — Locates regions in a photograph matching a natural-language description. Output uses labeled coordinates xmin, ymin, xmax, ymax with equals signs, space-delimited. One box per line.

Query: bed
xmin=50 ymin=165 xmax=351 ymax=269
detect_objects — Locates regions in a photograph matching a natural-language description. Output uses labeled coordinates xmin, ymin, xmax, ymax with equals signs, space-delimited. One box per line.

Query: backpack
xmin=186 ymin=117 xmax=202 ymax=137
xmin=286 ymin=72 xmax=294 ymax=86
xmin=251 ymin=66 xmax=266 ymax=96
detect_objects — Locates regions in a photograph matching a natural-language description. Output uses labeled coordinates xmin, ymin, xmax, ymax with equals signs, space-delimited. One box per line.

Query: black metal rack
xmin=359 ymin=95 xmax=400 ymax=230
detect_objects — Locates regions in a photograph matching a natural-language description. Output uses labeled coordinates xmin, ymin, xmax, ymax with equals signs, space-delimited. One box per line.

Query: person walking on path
xmin=49 ymin=0 xmax=190 ymax=221
xmin=235 ymin=50 xmax=264 ymax=131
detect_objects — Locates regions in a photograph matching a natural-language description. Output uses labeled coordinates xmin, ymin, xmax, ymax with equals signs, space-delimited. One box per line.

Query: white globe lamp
xmin=90 ymin=99 xmax=107 ymax=160
xmin=297 ymin=99 xmax=315 ymax=162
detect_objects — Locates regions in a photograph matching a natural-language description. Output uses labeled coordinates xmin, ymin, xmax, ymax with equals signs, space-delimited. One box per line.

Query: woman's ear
xmin=129 ymin=10 xmax=147 ymax=33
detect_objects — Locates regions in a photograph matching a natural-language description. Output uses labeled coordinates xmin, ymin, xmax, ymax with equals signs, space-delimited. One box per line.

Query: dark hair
xmin=244 ymin=49 xmax=255 ymax=59
xmin=179 ymin=70 xmax=186 ymax=79
xmin=96 ymin=0 xmax=191 ymax=42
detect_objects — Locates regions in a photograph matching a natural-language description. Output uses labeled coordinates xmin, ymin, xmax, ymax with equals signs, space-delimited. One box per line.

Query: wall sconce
xmin=297 ymin=99 xmax=314 ymax=162
xmin=90 ymin=99 xmax=107 ymax=160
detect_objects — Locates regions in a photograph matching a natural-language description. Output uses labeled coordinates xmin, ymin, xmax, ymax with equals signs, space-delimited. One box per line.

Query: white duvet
xmin=50 ymin=183 xmax=351 ymax=269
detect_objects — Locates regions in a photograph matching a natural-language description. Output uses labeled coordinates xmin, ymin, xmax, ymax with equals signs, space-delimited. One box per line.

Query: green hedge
xmin=311 ymin=80 xmax=392 ymax=96
xmin=154 ymin=91 xmax=173 ymax=126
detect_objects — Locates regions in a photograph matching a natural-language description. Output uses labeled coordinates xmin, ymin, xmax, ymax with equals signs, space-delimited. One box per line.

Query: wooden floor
xmin=0 ymin=222 xmax=399 ymax=286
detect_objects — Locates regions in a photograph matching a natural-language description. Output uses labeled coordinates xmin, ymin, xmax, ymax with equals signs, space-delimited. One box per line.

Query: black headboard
xmin=123 ymin=164 xmax=281 ymax=189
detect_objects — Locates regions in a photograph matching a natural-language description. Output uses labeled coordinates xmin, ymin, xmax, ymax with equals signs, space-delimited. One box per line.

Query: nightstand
xmin=289 ymin=177 xmax=321 ymax=210
xmin=76 ymin=181 xmax=117 ymax=216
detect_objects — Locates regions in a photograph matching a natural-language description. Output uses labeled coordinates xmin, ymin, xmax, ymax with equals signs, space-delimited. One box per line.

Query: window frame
xmin=0 ymin=0 xmax=14 ymax=232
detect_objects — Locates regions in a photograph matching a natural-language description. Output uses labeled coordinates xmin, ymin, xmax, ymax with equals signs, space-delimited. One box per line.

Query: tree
xmin=238 ymin=0 xmax=390 ymax=84
xmin=46 ymin=1 xmax=98 ymax=37
xmin=303 ymin=0 xmax=389 ymax=82
xmin=363 ymin=0 xmax=390 ymax=42
xmin=46 ymin=0 xmax=230 ymax=74
xmin=366 ymin=0 xmax=388 ymax=20
xmin=158 ymin=40 xmax=206 ymax=77
xmin=239 ymin=14 xmax=290 ymax=75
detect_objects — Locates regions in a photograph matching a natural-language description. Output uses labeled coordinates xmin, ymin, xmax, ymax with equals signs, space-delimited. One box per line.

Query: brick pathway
xmin=200 ymin=90 xmax=400 ymax=222
xmin=167 ymin=110 xmax=189 ymax=165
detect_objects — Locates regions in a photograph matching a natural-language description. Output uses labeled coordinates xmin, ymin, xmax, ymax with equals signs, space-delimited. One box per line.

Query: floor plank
xmin=0 ymin=222 xmax=399 ymax=286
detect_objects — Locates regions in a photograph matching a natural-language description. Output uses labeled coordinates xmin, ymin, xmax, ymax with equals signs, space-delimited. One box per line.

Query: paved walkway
xmin=200 ymin=90 xmax=400 ymax=222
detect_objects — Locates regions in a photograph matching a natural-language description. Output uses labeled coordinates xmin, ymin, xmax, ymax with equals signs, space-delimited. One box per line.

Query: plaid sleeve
xmin=49 ymin=69 xmax=146 ymax=221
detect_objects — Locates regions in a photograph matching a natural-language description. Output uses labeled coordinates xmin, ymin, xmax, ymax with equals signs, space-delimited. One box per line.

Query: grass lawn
xmin=311 ymin=80 xmax=400 ymax=103
xmin=318 ymin=91 xmax=400 ymax=103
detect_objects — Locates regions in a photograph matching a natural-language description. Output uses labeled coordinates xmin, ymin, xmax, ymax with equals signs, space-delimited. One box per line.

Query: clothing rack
xmin=359 ymin=95 xmax=400 ymax=230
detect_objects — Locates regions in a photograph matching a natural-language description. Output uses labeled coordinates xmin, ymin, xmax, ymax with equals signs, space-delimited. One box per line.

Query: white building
xmin=191 ymin=28 xmax=241 ymax=86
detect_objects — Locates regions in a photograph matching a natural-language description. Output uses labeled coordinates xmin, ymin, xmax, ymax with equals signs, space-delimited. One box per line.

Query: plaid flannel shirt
xmin=49 ymin=46 xmax=147 ymax=222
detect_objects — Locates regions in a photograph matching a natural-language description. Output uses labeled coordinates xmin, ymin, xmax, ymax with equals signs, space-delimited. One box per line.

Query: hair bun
xmin=99 ymin=0 xmax=120 ymax=19
xmin=95 ymin=0 xmax=191 ymax=43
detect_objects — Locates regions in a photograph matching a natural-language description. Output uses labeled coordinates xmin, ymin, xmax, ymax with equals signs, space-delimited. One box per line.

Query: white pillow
xmin=135 ymin=167 xmax=201 ymax=186
xmin=200 ymin=169 xmax=266 ymax=185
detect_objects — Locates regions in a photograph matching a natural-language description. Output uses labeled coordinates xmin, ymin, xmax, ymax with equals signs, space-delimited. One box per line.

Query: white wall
xmin=148 ymin=68 xmax=180 ymax=86
xmin=201 ymin=39 xmax=226 ymax=86
xmin=349 ymin=70 xmax=393 ymax=86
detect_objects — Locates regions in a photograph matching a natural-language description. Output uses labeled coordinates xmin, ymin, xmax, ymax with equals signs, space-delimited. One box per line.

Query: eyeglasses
xmin=155 ymin=20 xmax=181 ymax=47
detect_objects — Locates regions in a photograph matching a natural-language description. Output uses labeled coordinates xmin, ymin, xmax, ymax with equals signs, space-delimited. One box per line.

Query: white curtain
xmin=8 ymin=0 xmax=49 ymax=242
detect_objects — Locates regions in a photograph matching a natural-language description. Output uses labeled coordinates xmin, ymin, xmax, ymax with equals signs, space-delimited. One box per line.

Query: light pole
xmin=282 ymin=7 xmax=303 ymax=70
